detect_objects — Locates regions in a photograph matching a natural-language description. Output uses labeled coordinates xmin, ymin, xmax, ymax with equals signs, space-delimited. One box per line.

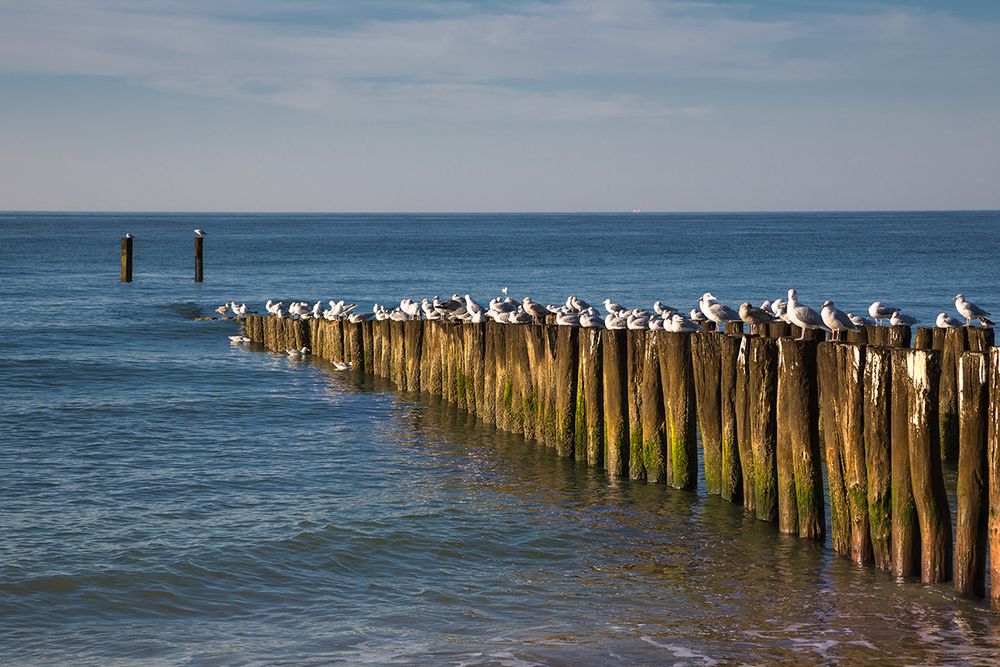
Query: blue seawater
xmin=1 ymin=211 xmax=999 ymax=665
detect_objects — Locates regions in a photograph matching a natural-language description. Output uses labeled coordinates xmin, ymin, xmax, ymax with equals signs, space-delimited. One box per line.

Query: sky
xmin=0 ymin=0 xmax=998 ymax=212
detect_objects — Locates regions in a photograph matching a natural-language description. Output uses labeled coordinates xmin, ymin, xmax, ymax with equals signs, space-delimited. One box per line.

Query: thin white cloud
xmin=0 ymin=0 xmax=996 ymax=120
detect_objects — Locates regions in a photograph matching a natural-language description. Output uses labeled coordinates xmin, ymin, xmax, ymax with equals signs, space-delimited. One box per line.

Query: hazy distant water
xmin=2 ymin=211 xmax=1000 ymax=665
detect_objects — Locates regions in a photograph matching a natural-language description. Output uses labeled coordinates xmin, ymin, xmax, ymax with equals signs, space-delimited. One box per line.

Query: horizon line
xmin=1 ymin=208 xmax=998 ymax=216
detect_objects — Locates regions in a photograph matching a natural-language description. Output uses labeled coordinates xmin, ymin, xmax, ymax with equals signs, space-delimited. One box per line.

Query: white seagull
xmin=936 ymin=313 xmax=962 ymax=328
xmin=194 ymin=228 xmax=206 ymax=237
xmin=786 ymin=289 xmax=828 ymax=340
xmin=954 ymin=293 xmax=990 ymax=326
xmin=739 ymin=302 xmax=773 ymax=335
xmin=699 ymin=293 xmax=740 ymax=325
xmin=821 ymin=300 xmax=858 ymax=341
xmin=890 ymin=311 xmax=918 ymax=326
xmin=868 ymin=301 xmax=895 ymax=326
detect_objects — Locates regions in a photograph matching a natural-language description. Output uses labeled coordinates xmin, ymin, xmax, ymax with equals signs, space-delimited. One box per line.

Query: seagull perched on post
xmin=890 ymin=311 xmax=919 ymax=326
xmin=936 ymin=313 xmax=962 ymax=328
xmin=868 ymin=301 xmax=895 ymax=326
xmin=699 ymin=293 xmax=740 ymax=325
xmin=954 ymin=293 xmax=990 ymax=327
xmin=821 ymin=300 xmax=858 ymax=341
xmin=738 ymin=302 xmax=773 ymax=335
xmin=194 ymin=228 xmax=206 ymax=237
xmin=786 ymin=289 xmax=828 ymax=340
xmin=124 ymin=233 xmax=134 ymax=239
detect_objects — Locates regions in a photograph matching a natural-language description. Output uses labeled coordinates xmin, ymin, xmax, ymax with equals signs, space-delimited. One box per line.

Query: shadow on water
xmin=307 ymin=356 xmax=1000 ymax=665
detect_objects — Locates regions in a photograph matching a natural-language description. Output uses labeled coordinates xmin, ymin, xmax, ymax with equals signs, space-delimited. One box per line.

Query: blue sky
xmin=0 ymin=0 xmax=997 ymax=211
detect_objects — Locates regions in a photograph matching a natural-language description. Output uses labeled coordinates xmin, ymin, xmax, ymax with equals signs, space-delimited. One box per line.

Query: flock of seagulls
xmin=220 ymin=290 xmax=994 ymax=350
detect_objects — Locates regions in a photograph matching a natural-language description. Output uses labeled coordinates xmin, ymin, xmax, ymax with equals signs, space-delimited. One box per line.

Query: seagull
xmin=124 ymin=233 xmax=134 ymax=239
xmin=556 ymin=312 xmax=581 ymax=327
xmin=653 ymin=301 xmax=675 ymax=317
xmin=848 ymin=313 xmax=873 ymax=328
xmin=979 ymin=315 xmax=995 ymax=327
xmin=821 ymin=300 xmax=858 ymax=341
xmin=286 ymin=347 xmax=308 ymax=358
xmin=603 ymin=299 xmax=626 ymax=316
xmin=890 ymin=311 xmax=919 ymax=326
xmin=699 ymin=293 xmax=740 ymax=324
xmin=786 ymin=289 xmax=828 ymax=340
xmin=739 ymin=302 xmax=774 ymax=335
xmin=936 ymin=313 xmax=962 ymax=328
xmin=869 ymin=301 xmax=895 ymax=326
xmin=332 ymin=361 xmax=352 ymax=371
xmin=690 ymin=308 xmax=707 ymax=324
xmin=954 ymin=294 xmax=991 ymax=326
xmin=194 ymin=228 xmax=206 ymax=237
xmin=667 ymin=313 xmax=700 ymax=333
xmin=523 ymin=297 xmax=551 ymax=321
xmin=214 ymin=305 xmax=229 ymax=315
xmin=580 ymin=310 xmax=605 ymax=328
xmin=228 ymin=335 xmax=250 ymax=343
xmin=605 ymin=312 xmax=627 ymax=329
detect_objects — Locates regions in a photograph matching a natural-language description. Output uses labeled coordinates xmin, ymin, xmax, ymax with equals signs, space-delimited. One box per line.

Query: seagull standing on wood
xmin=954 ymin=293 xmax=990 ymax=326
xmin=786 ymin=289 xmax=828 ymax=340
xmin=194 ymin=228 xmax=206 ymax=237
xmin=936 ymin=313 xmax=962 ymax=328
xmin=821 ymin=300 xmax=859 ymax=341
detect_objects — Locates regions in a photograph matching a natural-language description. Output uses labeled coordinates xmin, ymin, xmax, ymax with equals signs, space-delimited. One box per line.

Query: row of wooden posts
xmin=241 ymin=313 xmax=1000 ymax=608
xmin=119 ymin=236 xmax=203 ymax=282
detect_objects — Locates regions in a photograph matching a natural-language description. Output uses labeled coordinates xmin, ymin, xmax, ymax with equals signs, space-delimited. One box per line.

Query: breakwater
xmin=242 ymin=314 xmax=999 ymax=608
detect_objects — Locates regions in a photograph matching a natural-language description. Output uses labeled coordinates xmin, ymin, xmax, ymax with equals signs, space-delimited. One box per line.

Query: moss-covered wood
xmin=956 ymin=351 xmax=988 ymax=597
xmin=749 ymin=336 xmax=778 ymax=522
xmin=718 ymin=335 xmax=743 ymax=502
xmin=906 ymin=349 xmax=953 ymax=584
xmin=734 ymin=336 xmax=754 ymax=511
xmin=987 ymin=349 xmax=1000 ymax=611
xmin=626 ymin=330 xmax=647 ymax=481
xmin=939 ymin=326 xmax=967 ymax=461
xmin=663 ymin=332 xmax=698 ymax=491
xmin=818 ymin=342 xmax=850 ymax=555
xmin=553 ymin=325 xmax=578 ymax=458
xmin=601 ymin=328 xmax=629 ymax=479
xmin=863 ymin=346 xmax=892 ymax=570
xmin=890 ymin=347 xmax=920 ymax=578
xmin=575 ymin=328 xmax=603 ymax=467
xmin=691 ymin=332 xmax=722 ymax=494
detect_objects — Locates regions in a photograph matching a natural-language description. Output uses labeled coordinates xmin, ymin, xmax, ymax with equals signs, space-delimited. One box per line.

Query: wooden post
xmin=575 ymin=328 xmax=603 ymax=467
xmin=939 ymin=327 xmax=967 ymax=461
xmin=495 ymin=325 xmax=512 ymax=431
xmin=748 ymin=336 xmax=778 ymax=522
xmin=863 ymin=346 xmax=892 ymax=569
xmin=602 ymin=329 xmax=629 ymax=479
xmin=361 ymin=320 xmax=374 ymax=374
xmin=818 ymin=342 xmax=850 ymax=555
xmin=691 ymin=333 xmax=722 ymax=494
xmin=988 ymin=348 xmax=1000 ymax=610
xmin=913 ymin=328 xmax=934 ymax=350
xmin=627 ymin=330 xmax=647 ymax=481
xmin=838 ymin=343 xmax=872 ymax=565
xmin=777 ymin=338 xmax=823 ymax=539
xmin=718 ymin=335 xmax=743 ymax=502
xmin=638 ymin=331 xmax=666 ymax=481
xmin=955 ymin=351 xmax=988 ymax=597
xmin=735 ymin=337 xmax=754 ymax=511
xmin=891 ymin=347 xmax=921 ymax=578
xmin=906 ymin=349 xmax=952 ymax=584
xmin=662 ymin=332 xmax=698 ymax=491
xmin=404 ymin=320 xmax=423 ymax=392
xmin=724 ymin=321 xmax=743 ymax=335
xmin=481 ymin=322 xmax=497 ymax=422
xmin=120 ymin=236 xmax=133 ymax=282
xmin=194 ymin=235 xmax=204 ymax=282
xmin=554 ymin=325 xmax=578 ymax=458
xmin=967 ymin=326 xmax=995 ymax=352
xmin=886 ymin=325 xmax=911 ymax=348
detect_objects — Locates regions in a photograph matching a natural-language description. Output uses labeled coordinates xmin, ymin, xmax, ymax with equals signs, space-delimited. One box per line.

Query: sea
xmin=2 ymin=211 xmax=999 ymax=665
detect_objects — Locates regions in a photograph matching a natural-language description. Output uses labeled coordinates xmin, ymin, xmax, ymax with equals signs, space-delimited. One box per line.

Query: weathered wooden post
xmin=913 ymin=328 xmax=934 ymax=350
xmin=718 ymin=335 xmax=743 ymax=502
xmin=967 ymin=326 xmax=995 ymax=352
xmin=724 ymin=321 xmax=743 ymax=335
xmin=891 ymin=347 xmax=920 ymax=578
xmin=735 ymin=337 xmax=754 ymax=511
xmin=818 ymin=342 xmax=850 ymax=555
xmin=602 ymin=329 xmax=629 ymax=479
xmin=988 ymin=348 xmax=1000 ymax=610
xmin=494 ymin=324 xmax=512 ymax=431
xmin=575 ymin=328 xmax=603 ymax=467
xmin=194 ymin=235 xmax=204 ymax=283
xmin=691 ymin=333 xmax=722 ymax=494
xmin=907 ymin=349 xmax=952 ymax=583
xmin=361 ymin=320 xmax=374 ymax=373
xmin=748 ymin=336 xmax=778 ymax=522
xmin=777 ymin=338 xmax=824 ymax=539
xmin=886 ymin=325 xmax=911 ymax=348
xmin=404 ymin=320 xmax=423 ymax=392
xmin=863 ymin=346 xmax=892 ymax=569
xmin=120 ymin=236 xmax=133 ymax=282
xmin=955 ymin=351 xmax=988 ymax=597
xmin=662 ymin=332 xmax=698 ymax=491
xmin=939 ymin=327 xmax=966 ymax=461
xmin=638 ymin=331 xmax=666 ymax=482
xmin=626 ymin=330 xmax=647 ymax=481
xmin=838 ymin=343 xmax=872 ymax=565
xmin=554 ymin=325 xmax=579 ymax=458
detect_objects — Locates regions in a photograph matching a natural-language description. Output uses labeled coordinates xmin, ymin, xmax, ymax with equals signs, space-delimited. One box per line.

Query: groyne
xmin=242 ymin=314 xmax=1000 ymax=608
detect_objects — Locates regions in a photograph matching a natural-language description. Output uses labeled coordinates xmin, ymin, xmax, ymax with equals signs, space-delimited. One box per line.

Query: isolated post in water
xmin=120 ymin=235 xmax=133 ymax=282
xmin=194 ymin=228 xmax=205 ymax=282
